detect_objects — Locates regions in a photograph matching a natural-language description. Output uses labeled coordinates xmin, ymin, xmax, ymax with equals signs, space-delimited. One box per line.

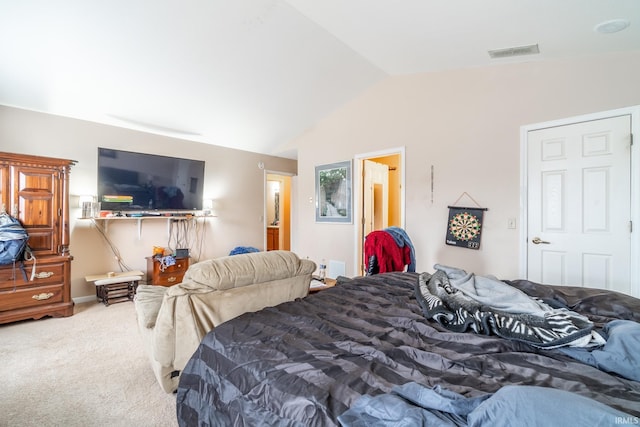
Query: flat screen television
xmin=97 ymin=147 xmax=205 ymax=212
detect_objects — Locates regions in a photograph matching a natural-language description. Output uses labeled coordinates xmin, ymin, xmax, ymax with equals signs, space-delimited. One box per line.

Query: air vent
xmin=594 ymin=19 xmax=630 ymax=34
xmin=488 ymin=44 xmax=540 ymax=59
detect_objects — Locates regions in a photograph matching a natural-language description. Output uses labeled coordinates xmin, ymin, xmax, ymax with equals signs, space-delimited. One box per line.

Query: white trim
xmin=520 ymin=105 xmax=640 ymax=297
xmin=353 ymin=146 xmax=406 ymax=275
xmin=263 ymin=169 xmax=268 ymax=250
xmin=264 ymin=170 xmax=296 ymax=177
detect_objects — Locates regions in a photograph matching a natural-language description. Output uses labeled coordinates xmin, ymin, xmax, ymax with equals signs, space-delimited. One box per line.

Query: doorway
xmin=354 ymin=148 xmax=405 ymax=276
xmin=521 ymin=107 xmax=640 ymax=297
xmin=265 ymin=173 xmax=291 ymax=251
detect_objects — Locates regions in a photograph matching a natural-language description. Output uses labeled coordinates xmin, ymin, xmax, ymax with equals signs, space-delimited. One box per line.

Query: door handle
xmin=531 ymin=237 xmax=550 ymax=245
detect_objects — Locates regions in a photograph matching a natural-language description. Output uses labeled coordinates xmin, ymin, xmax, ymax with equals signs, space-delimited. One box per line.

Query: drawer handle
xmin=34 ymin=272 xmax=54 ymax=279
xmin=32 ymin=292 xmax=54 ymax=301
xmin=168 ymin=277 xmax=177 ymax=283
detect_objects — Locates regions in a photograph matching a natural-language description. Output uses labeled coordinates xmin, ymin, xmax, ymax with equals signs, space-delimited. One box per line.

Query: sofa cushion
xmin=135 ymin=285 xmax=168 ymax=328
xmin=183 ymin=250 xmax=307 ymax=291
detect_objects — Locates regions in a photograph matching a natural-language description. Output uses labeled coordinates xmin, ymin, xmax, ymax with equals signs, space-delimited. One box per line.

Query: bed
xmin=176 ymin=271 xmax=640 ymax=426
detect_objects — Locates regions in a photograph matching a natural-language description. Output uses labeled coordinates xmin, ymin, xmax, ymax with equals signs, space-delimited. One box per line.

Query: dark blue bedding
xmin=176 ymin=272 xmax=640 ymax=426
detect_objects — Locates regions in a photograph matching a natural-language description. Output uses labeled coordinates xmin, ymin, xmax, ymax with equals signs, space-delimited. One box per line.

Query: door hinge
xmin=631 ymin=133 xmax=634 ymax=146
xmin=630 ymin=220 xmax=633 ymax=233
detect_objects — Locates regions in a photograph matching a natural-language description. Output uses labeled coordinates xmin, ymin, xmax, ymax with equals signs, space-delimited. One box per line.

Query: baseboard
xmin=73 ymin=295 xmax=97 ymax=304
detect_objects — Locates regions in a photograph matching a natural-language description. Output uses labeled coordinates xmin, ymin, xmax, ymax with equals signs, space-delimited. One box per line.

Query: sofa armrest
xmin=134 ymin=285 xmax=168 ymax=328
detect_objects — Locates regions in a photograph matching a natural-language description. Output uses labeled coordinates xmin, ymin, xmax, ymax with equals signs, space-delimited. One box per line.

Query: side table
xmin=309 ymin=277 xmax=337 ymax=293
xmin=85 ymin=270 xmax=144 ymax=306
xmin=146 ymin=256 xmax=189 ymax=286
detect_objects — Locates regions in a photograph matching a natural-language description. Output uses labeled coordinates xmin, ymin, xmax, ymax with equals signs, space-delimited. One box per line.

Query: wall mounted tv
xmin=98 ymin=147 xmax=205 ymax=212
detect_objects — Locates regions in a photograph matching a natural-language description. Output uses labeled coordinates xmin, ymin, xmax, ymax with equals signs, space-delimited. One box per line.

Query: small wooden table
xmin=146 ymin=256 xmax=189 ymax=287
xmin=85 ymin=270 xmax=144 ymax=306
xmin=309 ymin=277 xmax=337 ymax=293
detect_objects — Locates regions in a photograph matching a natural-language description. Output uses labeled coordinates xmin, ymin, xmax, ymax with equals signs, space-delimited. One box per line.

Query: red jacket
xmin=364 ymin=230 xmax=411 ymax=274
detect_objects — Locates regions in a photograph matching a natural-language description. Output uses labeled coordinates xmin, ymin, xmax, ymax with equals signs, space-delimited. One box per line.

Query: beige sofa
xmin=134 ymin=250 xmax=316 ymax=393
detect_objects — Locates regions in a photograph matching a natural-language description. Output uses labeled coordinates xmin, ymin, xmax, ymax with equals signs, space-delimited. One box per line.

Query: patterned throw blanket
xmin=415 ymin=266 xmax=603 ymax=349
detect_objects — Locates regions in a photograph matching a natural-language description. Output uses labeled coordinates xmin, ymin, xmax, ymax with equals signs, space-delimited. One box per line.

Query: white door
xmin=527 ymin=115 xmax=632 ymax=294
xmin=363 ymin=159 xmax=389 ymax=237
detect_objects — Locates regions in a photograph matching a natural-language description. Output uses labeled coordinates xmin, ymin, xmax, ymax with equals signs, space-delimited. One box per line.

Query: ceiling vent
xmin=594 ymin=19 xmax=630 ymax=34
xmin=488 ymin=44 xmax=540 ymax=59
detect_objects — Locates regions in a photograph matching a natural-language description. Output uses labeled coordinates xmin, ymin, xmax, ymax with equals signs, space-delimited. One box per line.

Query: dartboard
xmin=448 ymin=211 xmax=481 ymax=241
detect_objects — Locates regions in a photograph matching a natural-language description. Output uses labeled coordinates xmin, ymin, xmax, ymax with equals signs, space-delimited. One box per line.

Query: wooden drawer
xmin=267 ymin=227 xmax=279 ymax=251
xmin=0 ymin=262 xmax=65 ymax=291
xmin=0 ymin=283 xmax=64 ymax=311
xmin=155 ymin=271 xmax=184 ymax=286
xmin=146 ymin=257 xmax=189 ymax=287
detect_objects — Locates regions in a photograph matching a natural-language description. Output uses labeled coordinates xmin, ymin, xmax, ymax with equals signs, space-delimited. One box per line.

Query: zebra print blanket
xmin=415 ymin=268 xmax=602 ymax=349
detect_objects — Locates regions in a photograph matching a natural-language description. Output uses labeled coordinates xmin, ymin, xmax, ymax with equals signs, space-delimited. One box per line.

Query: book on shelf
xmin=102 ymin=195 xmax=133 ymax=203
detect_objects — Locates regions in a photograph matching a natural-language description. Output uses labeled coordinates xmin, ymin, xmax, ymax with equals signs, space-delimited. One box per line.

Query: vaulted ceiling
xmin=1 ymin=1 xmax=639 ymax=158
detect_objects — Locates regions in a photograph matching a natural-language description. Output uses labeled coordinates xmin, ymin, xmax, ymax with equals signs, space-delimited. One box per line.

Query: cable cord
xmin=91 ymin=219 xmax=133 ymax=272
xmin=192 ymin=218 xmax=206 ymax=262
xmin=166 ymin=218 xmax=206 ymax=262
xmin=167 ymin=219 xmax=189 ymax=252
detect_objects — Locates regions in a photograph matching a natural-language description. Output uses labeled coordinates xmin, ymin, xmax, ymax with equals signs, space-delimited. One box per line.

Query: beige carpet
xmin=0 ymin=301 xmax=177 ymax=427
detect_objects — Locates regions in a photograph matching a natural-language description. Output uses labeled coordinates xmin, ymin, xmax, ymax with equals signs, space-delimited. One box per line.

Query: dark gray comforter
xmin=176 ymin=272 xmax=640 ymax=426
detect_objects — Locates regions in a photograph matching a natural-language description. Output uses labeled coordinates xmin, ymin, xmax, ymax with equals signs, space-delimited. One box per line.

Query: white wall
xmin=4 ymin=49 xmax=640 ymax=297
xmin=293 ymin=50 xmax=640 ymax=279
xmin=0 ymin=106 xmax=297 ymax=298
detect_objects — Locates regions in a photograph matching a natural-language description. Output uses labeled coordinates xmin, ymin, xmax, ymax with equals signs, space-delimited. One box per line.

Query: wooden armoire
xmin=0 ymin=152 xmax=76 ymax=324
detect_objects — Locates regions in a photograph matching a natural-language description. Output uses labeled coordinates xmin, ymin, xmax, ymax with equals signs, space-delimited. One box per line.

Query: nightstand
xmin=309 ymin=277 xmax=337 ymax=293
xmin=146 ymin=256 xmax=190 ymax=287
